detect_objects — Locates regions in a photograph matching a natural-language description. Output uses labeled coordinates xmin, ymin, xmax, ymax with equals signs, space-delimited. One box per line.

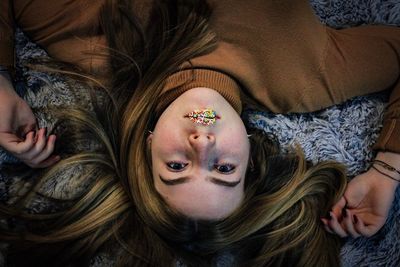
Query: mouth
xmin=184 ymin=108 xmax=221 ymax=126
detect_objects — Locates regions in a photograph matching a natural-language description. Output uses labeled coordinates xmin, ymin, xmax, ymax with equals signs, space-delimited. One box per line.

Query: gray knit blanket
xmin=1 ymin=0 xmax=400 ymax=266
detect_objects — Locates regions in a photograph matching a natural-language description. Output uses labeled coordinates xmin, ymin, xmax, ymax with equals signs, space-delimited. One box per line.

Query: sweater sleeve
xmin=10 ymin=0 xmax=153 ymax=78
xmin=12 ymin=0 xmax=107 ymax=74
xmin=318 ymin=26 xmax=400 ymax=153
xmin=0 ymin=0 xmax=15 ymax=70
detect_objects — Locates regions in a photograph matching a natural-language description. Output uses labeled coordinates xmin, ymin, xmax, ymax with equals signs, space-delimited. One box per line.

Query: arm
xmin=324 ymin=152 xmax=399 ymax=238
xmin=0 ymin=69 xmax=60 ymax=168
xmin=316 ymin=25 xmax=400 ymax=237
xmin=12 ymin=0 xmax=108 ymax=75
xmin=0 ymin=1 xmax=60 ymax=167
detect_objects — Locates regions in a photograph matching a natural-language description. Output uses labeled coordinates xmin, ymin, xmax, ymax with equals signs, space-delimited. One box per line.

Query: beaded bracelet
xmin=374 ymin=160 xmax=400 ymax=175
xmin=372 ymin=160 xmax=400 ymax=183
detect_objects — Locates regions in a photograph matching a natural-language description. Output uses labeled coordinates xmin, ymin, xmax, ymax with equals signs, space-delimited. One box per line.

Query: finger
xmin=331 ymin=197 xmax=347 ymax=219
xmin=342 ymin=209 xmax=361 ymax=238
xmin=23 ymin=128 xmax=47 ymax=159
xmin=22 ymin=123 xmax=37 ymax=137
xmin=30 ymin=135 xmax=57 ymax=165
xmin=328 ymin=212 xmax=348 ymax=238
xmin=320 ymin=218 xmax=334 ymax=234
xmin=353 ymin=215 xmax=379 ymax=237
xmin=16 ymin=119 xmax=37 ymax=138
xmin=33 ymin=155 xmax=61 ymax=169
xmin=18 ymin=131 xmax=37 ymax=154
xmin=324 ymin=224 xmax=334 ymax=234
xmin=0 ymin=131 xmax=35 ymax=155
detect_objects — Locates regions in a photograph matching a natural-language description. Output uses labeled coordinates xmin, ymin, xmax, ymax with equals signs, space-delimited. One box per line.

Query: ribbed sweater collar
xmin=155 ymin=69 xmax=242 ymax=115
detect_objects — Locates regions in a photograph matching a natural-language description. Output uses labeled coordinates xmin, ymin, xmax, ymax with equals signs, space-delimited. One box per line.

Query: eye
xmin=215 ymin=163 xmax=236 ymax=174
xmin=167 ymin=162 xmax=188 ymax=171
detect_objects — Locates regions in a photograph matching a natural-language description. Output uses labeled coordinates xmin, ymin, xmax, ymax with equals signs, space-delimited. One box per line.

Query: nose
xmin=188 ymin=133 xmax=216 ymax=157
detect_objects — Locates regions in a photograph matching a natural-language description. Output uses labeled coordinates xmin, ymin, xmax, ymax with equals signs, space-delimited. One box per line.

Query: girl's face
xmin=149 ymin=87 xmax=250 ymax=220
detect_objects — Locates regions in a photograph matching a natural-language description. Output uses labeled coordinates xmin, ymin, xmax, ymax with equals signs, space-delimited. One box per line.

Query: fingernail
xmin=353 ymin=215 xmax=358 ymax=224
xmin=342 ymin=209 xmax=347 ymax=218
xmin=327 ymin=212 xmax=332 ymax=220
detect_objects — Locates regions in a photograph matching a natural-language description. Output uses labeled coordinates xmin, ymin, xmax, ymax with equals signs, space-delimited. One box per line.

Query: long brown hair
xmin=1 ymin=0 xmax=347 ymax=266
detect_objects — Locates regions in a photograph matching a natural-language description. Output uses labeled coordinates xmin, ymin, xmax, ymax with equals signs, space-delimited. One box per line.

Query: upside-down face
xmin=149 ymin=87 xmax=250 ymax=220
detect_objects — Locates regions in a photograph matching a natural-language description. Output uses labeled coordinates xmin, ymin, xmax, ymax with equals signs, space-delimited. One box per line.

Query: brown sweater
xmin=1 ymin=0 xmax=400 ymax=153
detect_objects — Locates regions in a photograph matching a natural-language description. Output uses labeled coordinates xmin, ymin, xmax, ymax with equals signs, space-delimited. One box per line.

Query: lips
xmin=184 ymin=108 xmax=221 ymax=126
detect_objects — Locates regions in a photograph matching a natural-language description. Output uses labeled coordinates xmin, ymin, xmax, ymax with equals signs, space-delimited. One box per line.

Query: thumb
xmin=354 ymin=215 xmax=382 ymax=237
xmin=0 ymin=131 xmax=35 ymax=154
xmin=331 ymin=196 xmax=347 ymax=218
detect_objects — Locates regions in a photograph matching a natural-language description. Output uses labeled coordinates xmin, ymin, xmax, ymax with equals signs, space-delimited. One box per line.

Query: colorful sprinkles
xmin=184 ymin=108 xmax=221 ymax=126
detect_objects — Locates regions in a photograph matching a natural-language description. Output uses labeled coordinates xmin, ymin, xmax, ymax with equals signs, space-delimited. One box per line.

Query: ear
xmin=146 ymin=131 xmax=153 ymax=146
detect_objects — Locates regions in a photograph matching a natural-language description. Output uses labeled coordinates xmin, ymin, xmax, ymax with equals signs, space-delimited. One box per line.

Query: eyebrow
xmin=159 ymin=175 xmax=241 ymax=188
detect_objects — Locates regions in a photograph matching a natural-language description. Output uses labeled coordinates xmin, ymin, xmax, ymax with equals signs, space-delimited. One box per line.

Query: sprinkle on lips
xmin=184 ymin=108 xmax=221 ymax=126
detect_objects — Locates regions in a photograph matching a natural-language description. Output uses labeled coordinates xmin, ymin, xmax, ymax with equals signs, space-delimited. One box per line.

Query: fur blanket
xmin=1 ymin=0 xmax=400 ymax=266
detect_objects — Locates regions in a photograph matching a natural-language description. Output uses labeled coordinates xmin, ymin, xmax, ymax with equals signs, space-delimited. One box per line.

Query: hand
xmin=0 ymin=73 xmax=60 ymax=168
xmin=322 ymin=152 xmax=399 ymax=238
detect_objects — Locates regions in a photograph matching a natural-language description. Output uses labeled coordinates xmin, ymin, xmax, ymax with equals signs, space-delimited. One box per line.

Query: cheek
xmin=220 ymin=128 xmax=249 ymax=151
xmin=153 ymin=121 xmax=184 ymax=150
xmin=151 ymin=130 xmax=187 ymax=161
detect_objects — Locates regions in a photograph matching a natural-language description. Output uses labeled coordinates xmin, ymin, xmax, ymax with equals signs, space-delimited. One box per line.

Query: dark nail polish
xmin=353 ymin=215 xmax=358 ymax=224
xmin=342 ymin=209 xmax=347 ymax=218
xmin=327 ymin=212 xmax=332 ymax=220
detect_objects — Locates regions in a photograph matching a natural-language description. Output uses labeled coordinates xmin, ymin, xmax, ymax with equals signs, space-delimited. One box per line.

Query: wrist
xmin=372 ymin=152 xmax=400 ymax=189
xmin=368 ymin=167 xmax=399 ymax=192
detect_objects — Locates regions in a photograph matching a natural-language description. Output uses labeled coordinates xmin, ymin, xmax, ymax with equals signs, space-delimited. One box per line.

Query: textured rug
xmin=1 ymin=0 xmax=400 ymax=266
